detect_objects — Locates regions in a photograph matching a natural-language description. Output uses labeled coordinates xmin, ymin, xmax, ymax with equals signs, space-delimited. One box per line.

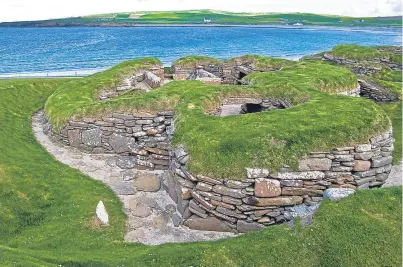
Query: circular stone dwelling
xmin=43 ymin=45 xmax=400 ymax=234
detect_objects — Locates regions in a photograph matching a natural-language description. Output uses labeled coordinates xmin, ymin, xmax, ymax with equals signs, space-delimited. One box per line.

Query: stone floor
xmin=32 ymin=111 xmax=235 ymax=245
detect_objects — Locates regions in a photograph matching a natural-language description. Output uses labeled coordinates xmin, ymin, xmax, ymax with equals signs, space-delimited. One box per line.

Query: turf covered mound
xmin=44 ymin=54 xmax=391 ymax=178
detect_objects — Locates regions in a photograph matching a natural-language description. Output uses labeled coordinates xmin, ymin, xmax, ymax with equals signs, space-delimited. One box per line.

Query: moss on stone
xmin=173 ymin=56 xmax=222 ymax=68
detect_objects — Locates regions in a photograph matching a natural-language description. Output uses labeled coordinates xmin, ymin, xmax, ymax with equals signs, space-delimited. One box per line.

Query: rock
xmin=133 ymin=173 xmax=161 ymax=192
xmin=223 ymin=180 xmax=252 ymax=189
xmin=246 ymin=196 xmax=303 ymax=207
xmin=81 ymin=128 xmax=102 ymax=147
xmin=353 ymin=160 xmax=371 ymax=171
xmin=280 ymin=180 xmax=303 ymax=187
xmin=299 ymin=158 xmax=332 ymax=171
xmin=236 ymin=220 xmax=264 ymax=233
xmin=196 ymin=175 xmax=222 ymax=185
xmin=255 ymin=179 xmax=281 ymax=197
xmin=246 ymin=168 xmax=270 ymax=178
xmin=196 ymin=182 xmax=213 ymax=192
xmin=144 ymin=147 xmax=169 ymax=156
xmin=222 ymin=196 xmax=243 ymax=205
xmin=281 ymin=187 xmax=323 ymax=196
xmin=67 ymin=129 xmax=81 ymax=147
xmin=216 ymin=206 xmax=247 ymax=219
xmin=213 ymin=185 xmax=246 ymax=198
xmin=355 ymin=144 xmax=372 ymax=152
xmin=270 ymin=171 xmax=325 ymax=180
xmin=172 ymin=212 xmax=182 ymax=227
xmin=96 ymin=201 xmax=109 ymax=225
xmin=323 ymin=188 xmax=355 ymax=201
xmin=109 ymin=133 xmax=136 ymax=153
xmin=355 ymin=152 xmax=374 ymax=160
xmin=355 ymin=169 xmax=376 ymax=178
xmin=184 ymin=215 xmax=234 ymax=232
xmin=116 ymin=156 xmax=136 ymax=169
xmin=132 ymin=204 xmax=152 ymax=218
xmin=372 ymin=156 xmax=393 ymax=168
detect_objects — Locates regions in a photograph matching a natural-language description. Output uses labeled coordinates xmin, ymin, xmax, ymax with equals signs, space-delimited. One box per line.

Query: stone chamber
xmin=39 ymin=49 xmax=401 ymax=237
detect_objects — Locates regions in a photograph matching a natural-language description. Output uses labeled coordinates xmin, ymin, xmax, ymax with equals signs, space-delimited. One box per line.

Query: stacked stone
xmin=167 ymin=130 xmax=394 ymax=233
xmin=46 ymin=111 xmax=174 ymax=171
xmin=144 ymin=71 xmax=162 ymax=89
xmin=358 ymin=78 xmax=398 ymax=102
xmin=172 ymin=63 xmax=221 ymax=81
xmin=208 ymin=97 xmax=294 ymax=116
xmin=323 ymin=53 xmax=402 ymax=74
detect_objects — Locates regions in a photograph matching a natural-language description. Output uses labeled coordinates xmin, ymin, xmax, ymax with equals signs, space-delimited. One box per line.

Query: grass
xmin=226 ymin=55 xmax=296 ymax=70
xmin=45 ymin=58 xmax=392 ymax=179
xmin=173 ymin=56 xmax=222 ymax=68
xmin=0 ymin=77 xmax=401 ymax=266
xmin=331 ymin=44 xmax=402 ymax=64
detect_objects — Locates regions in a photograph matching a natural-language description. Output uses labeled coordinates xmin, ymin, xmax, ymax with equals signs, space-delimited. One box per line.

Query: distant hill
xmin=1 ymin=10 xmax=401 ymax=27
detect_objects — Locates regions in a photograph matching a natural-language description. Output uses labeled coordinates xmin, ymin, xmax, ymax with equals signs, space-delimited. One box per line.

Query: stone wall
xmin=166 ymin=129 xmax=394 ymax=233
xmin=358 ymin=78 xmax=399 ymax=102
xmin=337 ymin=85 xmax=361 ymax=97
xmin=172 ymin=63 xmax=221 ymax=81
xmin=44 ymin=111 xmax=174 ymax=171
xmin=44 ymin=109 xmax=394 ymax=233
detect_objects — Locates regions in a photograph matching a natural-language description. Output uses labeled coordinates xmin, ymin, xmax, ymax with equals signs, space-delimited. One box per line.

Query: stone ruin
xmin=99 ymin=65 xmax=164 ymax=100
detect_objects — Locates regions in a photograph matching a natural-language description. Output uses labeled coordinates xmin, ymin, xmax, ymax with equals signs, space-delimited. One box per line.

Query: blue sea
xmin=0 ymin=26 xmax=401 ymax=77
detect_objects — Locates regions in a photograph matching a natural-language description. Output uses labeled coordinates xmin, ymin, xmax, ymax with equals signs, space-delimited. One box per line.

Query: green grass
xmin=331 ymin=44 xmax=402 ymax=64
xmin=380 ymin=102 xmax=402 ymax=164
xmin=45 ymin=58 xmax=391 ymax=179
xmin=173 ymin=56 xmax=222 ymax=68
xmin=0 ymin=78 xmax=401 ymax=266
xmin=226 ymin=55 xmax=296 ymax=70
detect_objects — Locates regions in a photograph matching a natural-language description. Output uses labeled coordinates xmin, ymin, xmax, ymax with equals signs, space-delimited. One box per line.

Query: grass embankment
xmin=226 ymin=54 xmax=296 ymax=70
xmin=0 ymin=77 xmax=401 ymax=266
xmin=331 ymin=44 xmax=402 ymax=65
xmin=45 ymin=58 xmax=391 ymax=178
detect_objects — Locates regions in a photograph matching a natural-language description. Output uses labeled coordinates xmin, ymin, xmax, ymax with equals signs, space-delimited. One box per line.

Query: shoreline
xmin=0 ymin=24 xmax=402 ymax=30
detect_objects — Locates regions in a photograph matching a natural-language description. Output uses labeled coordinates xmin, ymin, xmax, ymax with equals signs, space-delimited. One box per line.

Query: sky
xmin=0 ymin=0 xmax=402 ymax=22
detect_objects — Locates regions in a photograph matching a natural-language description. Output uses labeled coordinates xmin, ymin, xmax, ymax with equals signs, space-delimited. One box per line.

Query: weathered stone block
xmin=196 ymin=182 xmax=213 ymax=192
xmin=246 ymin=168 xmax=270 ymax=178
xmin=354 ymin=169 xmax=376 ymax=178
xmin=299 ymin=158 xmax=332 ymax=171
xmin=245 ymin=196 xmax=303 ymax=207
xmin=67 ymin=129 xmax=81 ymax=147
xmin=236 ymin=220 xmax=264 ymax=233
xmin=255 ymin=178 xmax=281 ymax=197
xmin=270 ymin=171 xmax=325 ymax=180
xmin=353 ymin=160 xmax=371 ymax=171
xmin=281 ymin=187 xmax=323 ymax=196
xmin=196 ymin=175 xmax=222 ymax=185
xmin=133 ymin=173 xmax=161 ymax=192
xmin=216 ymin=207 xmax=247 ymax=219
xmin=184 ymin=215 xmax=234 ymax=232
xmin=355 ymin=144 xmax=372 ymax=152
xmin=372 ymin=156 xmax=393 ymax=168
xmin=81 ymin=128 xmax=102 ymax=147
xmin=213 ymin=185 xmax=246 ymax=198
xmin=109 ymin=133 xmax=136 ymax=153
xmin=280 ymin=180 xmax=303 ymax=187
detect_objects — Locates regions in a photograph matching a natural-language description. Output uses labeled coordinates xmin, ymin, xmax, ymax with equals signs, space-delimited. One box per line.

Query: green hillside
xmin=1 ymin=10 xmax=401 ymax=27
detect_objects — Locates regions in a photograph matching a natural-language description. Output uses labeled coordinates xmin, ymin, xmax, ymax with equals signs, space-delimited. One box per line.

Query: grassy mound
xmin=0 ymin=79 xmax=401 ymax=266
xmin=331 ymin=44 xmax=402 ymax=64
xmin=173 ymin=56 xmax=222 ymax=68
xmin=45 ymin=57 xmax=391 ymax=178
xmin=226 ymin=54 xmax=296 ymax=70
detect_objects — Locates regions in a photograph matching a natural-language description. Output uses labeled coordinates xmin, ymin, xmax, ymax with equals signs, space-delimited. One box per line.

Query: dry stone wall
xmin=44 ymin=109 xmax=394 ymax=233
xmin=44 ymin=111 xmax=174 ymax=171
xmin=167 ymin=129 xmax=394 ymax=233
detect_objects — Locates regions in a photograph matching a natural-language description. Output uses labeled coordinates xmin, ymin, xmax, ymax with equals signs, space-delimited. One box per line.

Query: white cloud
xmin=0 ymin=0 xmax=401 ymax=22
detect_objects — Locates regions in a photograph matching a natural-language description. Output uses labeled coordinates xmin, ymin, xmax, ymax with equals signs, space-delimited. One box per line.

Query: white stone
xmin=96 ymin=201 xmax=109 ymax=225
xmin=246 ymin=168 xmax=270 ymax=179
xmin=323 ymin=188 xmax=355 ymax=201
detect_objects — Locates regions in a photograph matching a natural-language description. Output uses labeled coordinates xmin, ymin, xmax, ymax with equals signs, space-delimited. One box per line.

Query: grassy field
xmin=1 ymin=10 xmax=401 ymax=27
xmin=44 ymin=57 xmax=392 ymax=178
xmin=331 ymin=44 xmax=402 ymax=64
xmin=0 ymin=78 xmax=401 ymax=266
